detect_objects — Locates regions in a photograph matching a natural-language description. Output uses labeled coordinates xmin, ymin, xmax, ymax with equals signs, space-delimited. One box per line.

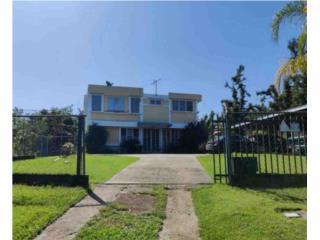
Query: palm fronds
xmin=271 ymin=1 xmax=306 ymax=41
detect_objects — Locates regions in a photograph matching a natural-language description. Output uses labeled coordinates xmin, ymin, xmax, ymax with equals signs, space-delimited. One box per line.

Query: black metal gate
xmin=211 ymin=111 xmax=307 ymax=184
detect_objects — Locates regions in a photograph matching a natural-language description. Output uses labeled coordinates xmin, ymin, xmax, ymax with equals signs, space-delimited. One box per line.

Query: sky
xmin=13 ymin=1 xmax=301 ymax=116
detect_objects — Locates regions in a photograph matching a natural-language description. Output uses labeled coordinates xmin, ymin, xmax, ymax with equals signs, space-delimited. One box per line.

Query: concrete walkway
xmin=160 ymin=189 xmax=200 ymax=240
xmin=34 ymin=154 xmax=210 ymax=239
xmin=107 ymin=154 xmax=212 ymax=185
xmin=35 ymin=185 xmax=152 ymax=240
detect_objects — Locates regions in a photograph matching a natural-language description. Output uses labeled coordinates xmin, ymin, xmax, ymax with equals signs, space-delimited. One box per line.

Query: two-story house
xmin=83 ymin=84 xmax=202 ymax=152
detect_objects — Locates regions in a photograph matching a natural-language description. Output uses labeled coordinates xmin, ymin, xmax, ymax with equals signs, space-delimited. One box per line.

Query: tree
xmin=201 ymin=111 xmax=215 ymax=135
xmin=86 ymin=124 xmax=108 ymax=153
xmin=12 ymin=106 xmax=76 ymax=156
xmin=271 ymin=0 xmax=307 ymax=92
xmin=221 ymin=65 xmax=252 ymax=113
xmin=256 ymin=39 xmax=307 ymax=111
xmin=257 ymin=82 xmax=292 ymax=111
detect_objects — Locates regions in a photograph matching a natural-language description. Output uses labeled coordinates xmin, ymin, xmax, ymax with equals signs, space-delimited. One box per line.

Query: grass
xmin=13 ymin=154 xmax=139 ymax=185
xmin=75 ymin=186 xmax=167 ymax=240
xmin=13 ymin=154 xmax=138 ymax=240
xmin=198 ymin=153 xmax=307 ymax=178
xmin=194 ymin=155 xmax=306 ymax=240
xmin=192 ymin=184 xmax=306 ymax=240
xmin=13 ymin=185 xmax=87 ymax=240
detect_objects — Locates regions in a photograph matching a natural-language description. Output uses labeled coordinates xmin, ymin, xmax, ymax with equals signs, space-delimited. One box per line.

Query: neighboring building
xmin=83 ymin=84 xmax=202 ymax=152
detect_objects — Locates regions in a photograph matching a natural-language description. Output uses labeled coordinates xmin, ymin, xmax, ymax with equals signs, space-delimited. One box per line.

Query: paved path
xmin=35 ymin=185 xmax=152 ymax=240
xmin=107 ymin=154 xmax=212 ymax=185
xmin=159 ymin=189 xmax=200 ymax=240
xmin=34 ymin=154 xmax=210 ymax=239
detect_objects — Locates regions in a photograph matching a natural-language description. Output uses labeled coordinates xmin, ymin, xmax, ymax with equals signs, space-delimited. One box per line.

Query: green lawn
xmin=194 ymin=155 xmax=306 ymax=240
xmin=13 ymin=154 xmax=138 ymax=240
xmin=198 ymin=154 xmax=307 ymax=178
xmin=13 ymin=185 xmax=86 ymax=240
xmin=192 ymin=184 xmax=306 ymax=240
xmin=75 ymin=186 xmax=167 ymax=240
xmin=13 ymin=154 xmax=139 ymax=185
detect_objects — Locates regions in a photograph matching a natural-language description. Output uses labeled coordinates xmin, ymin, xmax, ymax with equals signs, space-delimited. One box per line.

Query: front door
xmin=143 ymin=129 xmax=160 ymax=152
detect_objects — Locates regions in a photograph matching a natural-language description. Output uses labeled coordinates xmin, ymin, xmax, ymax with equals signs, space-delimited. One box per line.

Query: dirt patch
xmin=113 ymin=193 xmax=156 ymax=214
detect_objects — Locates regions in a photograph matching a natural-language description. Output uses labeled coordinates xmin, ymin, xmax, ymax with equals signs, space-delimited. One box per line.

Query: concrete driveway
xmin=106 ymin=154 xmax=212 ymax=185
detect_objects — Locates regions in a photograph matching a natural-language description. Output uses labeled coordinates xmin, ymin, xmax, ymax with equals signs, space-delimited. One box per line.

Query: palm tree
xmin=271 ymin=0 xmax=307 ymax=92
xmin=275 ymin=38 xmax=307 ymax=93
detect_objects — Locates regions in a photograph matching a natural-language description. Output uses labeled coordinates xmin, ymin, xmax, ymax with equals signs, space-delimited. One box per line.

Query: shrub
xmin=179 ymin=121 xmax=209 ymax=153
xmin=120 ymin=139 xmax=142 ymax=153
xmin=61 ymin=142 xmax=74 ymax=157
xmin=86 ymin=124 xmax=108 ymax=153
xmin=165 ymin=142 xmax=181 ymax=153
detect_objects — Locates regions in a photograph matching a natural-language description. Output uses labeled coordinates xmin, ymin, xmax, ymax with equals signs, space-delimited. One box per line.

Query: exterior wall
xmin=171 ymin=111 xmax=197 ymax=123
xmin=143 ymin=105 xmax=169 ymax=122
xmin=88 ymin=85 xmax=143 ymax=97
xmin=105 ymin=127 xmax=120 ymax=145
xmin=168 ymin=92 xmax=202 ymax=101
xmin=92 ymin=112 xmax=139 ymax=121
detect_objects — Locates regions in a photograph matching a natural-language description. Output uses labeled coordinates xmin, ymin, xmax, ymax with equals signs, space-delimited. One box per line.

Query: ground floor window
xmin=170 ymin=129 xmax=181 ymax=144
xmin=121 ymin=128 xmax=139 ymax=142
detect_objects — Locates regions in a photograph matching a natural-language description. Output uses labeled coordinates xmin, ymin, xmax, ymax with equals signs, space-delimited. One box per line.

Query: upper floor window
xmin=150 ymin=99 xmax=161 ymax=105
xmin=108 ymin=96 xmax=125 ymax=112
xmin=172 ymin=100 xmax=193 ymax=112
xmin=91 ymin=95 xmax=102 ymax=111
xmin=131 ymin=97 xmax=140 ymax=113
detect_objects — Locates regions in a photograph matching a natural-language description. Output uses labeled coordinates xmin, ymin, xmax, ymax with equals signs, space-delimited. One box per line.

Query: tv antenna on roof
xmin=151 ymin=78 xmax=161 ymax=96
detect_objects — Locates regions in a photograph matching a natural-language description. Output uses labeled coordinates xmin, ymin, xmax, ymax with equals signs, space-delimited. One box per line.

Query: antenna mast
xmin=151 ymin=78 xmax=161 ymax=96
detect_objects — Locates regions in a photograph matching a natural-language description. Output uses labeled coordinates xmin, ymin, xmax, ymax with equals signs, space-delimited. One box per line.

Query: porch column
xmin=159 ymin=128 xmax=163 ymax=152
xmin=139 ymin=128 xmax=143 ymax=146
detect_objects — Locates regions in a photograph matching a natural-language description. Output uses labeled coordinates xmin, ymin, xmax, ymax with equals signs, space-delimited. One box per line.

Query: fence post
xmin=76 ymin=115 xmax=84 ymax=176
xmin=211 ymin=114 xmax=215 ymax=182
xmin=82 ymin=116 xmax=86 ymax=175
xmin=224 ymin=112 xmax=233 ymax=184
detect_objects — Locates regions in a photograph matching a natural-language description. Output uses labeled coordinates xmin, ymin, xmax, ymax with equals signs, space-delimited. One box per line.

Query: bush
xmin=86 ymin=124 xmax=108 ymax=153
xmin=179 ymin=121 xmax=209 ymax=153
xmin=61 ymin=142 xmax=74 ymax=157
xmin=120 ymin=139 xmax=142 ymax=153
xmin=165 ymin=142 xmax=181 ymax=153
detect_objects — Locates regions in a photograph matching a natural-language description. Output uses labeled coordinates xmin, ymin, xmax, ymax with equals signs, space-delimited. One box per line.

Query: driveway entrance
xmin=107 ymin=154 xmax=212 ymax=184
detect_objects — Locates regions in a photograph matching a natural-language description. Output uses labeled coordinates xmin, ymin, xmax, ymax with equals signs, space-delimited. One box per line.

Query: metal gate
xmin=211 ymin=111 xmax=307 ymax=184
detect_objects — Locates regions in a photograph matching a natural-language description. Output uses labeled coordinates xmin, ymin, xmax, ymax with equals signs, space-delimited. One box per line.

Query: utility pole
xmin=151 ymin=78 xmax=161 ymax=96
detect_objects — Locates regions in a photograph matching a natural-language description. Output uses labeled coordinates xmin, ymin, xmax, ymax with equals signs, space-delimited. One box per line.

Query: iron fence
xmin=211 ymin=111 xmax=307 ymax=184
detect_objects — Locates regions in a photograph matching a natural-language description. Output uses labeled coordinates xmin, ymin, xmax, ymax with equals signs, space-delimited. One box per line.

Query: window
xmin=131 ymin=97 xmax=140 ymax=113
xmin=186 ymin=101 xmax=193 ymax=111
xmin=121 ymin=128 xmax=139 ymax=142
xmin=108 ymin=97 xmax=125 ymax=112
xmin=91 ymin=95 xmax=102 ymax=111
xmin=179 ymin=101 xmax=186 ymax=111
xmin=121 ymin=128 xmax=126 ymax=141
xmin=172 ymin=100 xmax=193 ymax=112
xmin=172 ymin=100 xmax=179 ymax=111
xmin=150 ymin=99 xmax=161 ymax=105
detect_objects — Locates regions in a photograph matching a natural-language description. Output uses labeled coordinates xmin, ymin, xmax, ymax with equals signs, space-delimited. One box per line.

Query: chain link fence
xmin=13 ymin=113 xmax=87 ymax=186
